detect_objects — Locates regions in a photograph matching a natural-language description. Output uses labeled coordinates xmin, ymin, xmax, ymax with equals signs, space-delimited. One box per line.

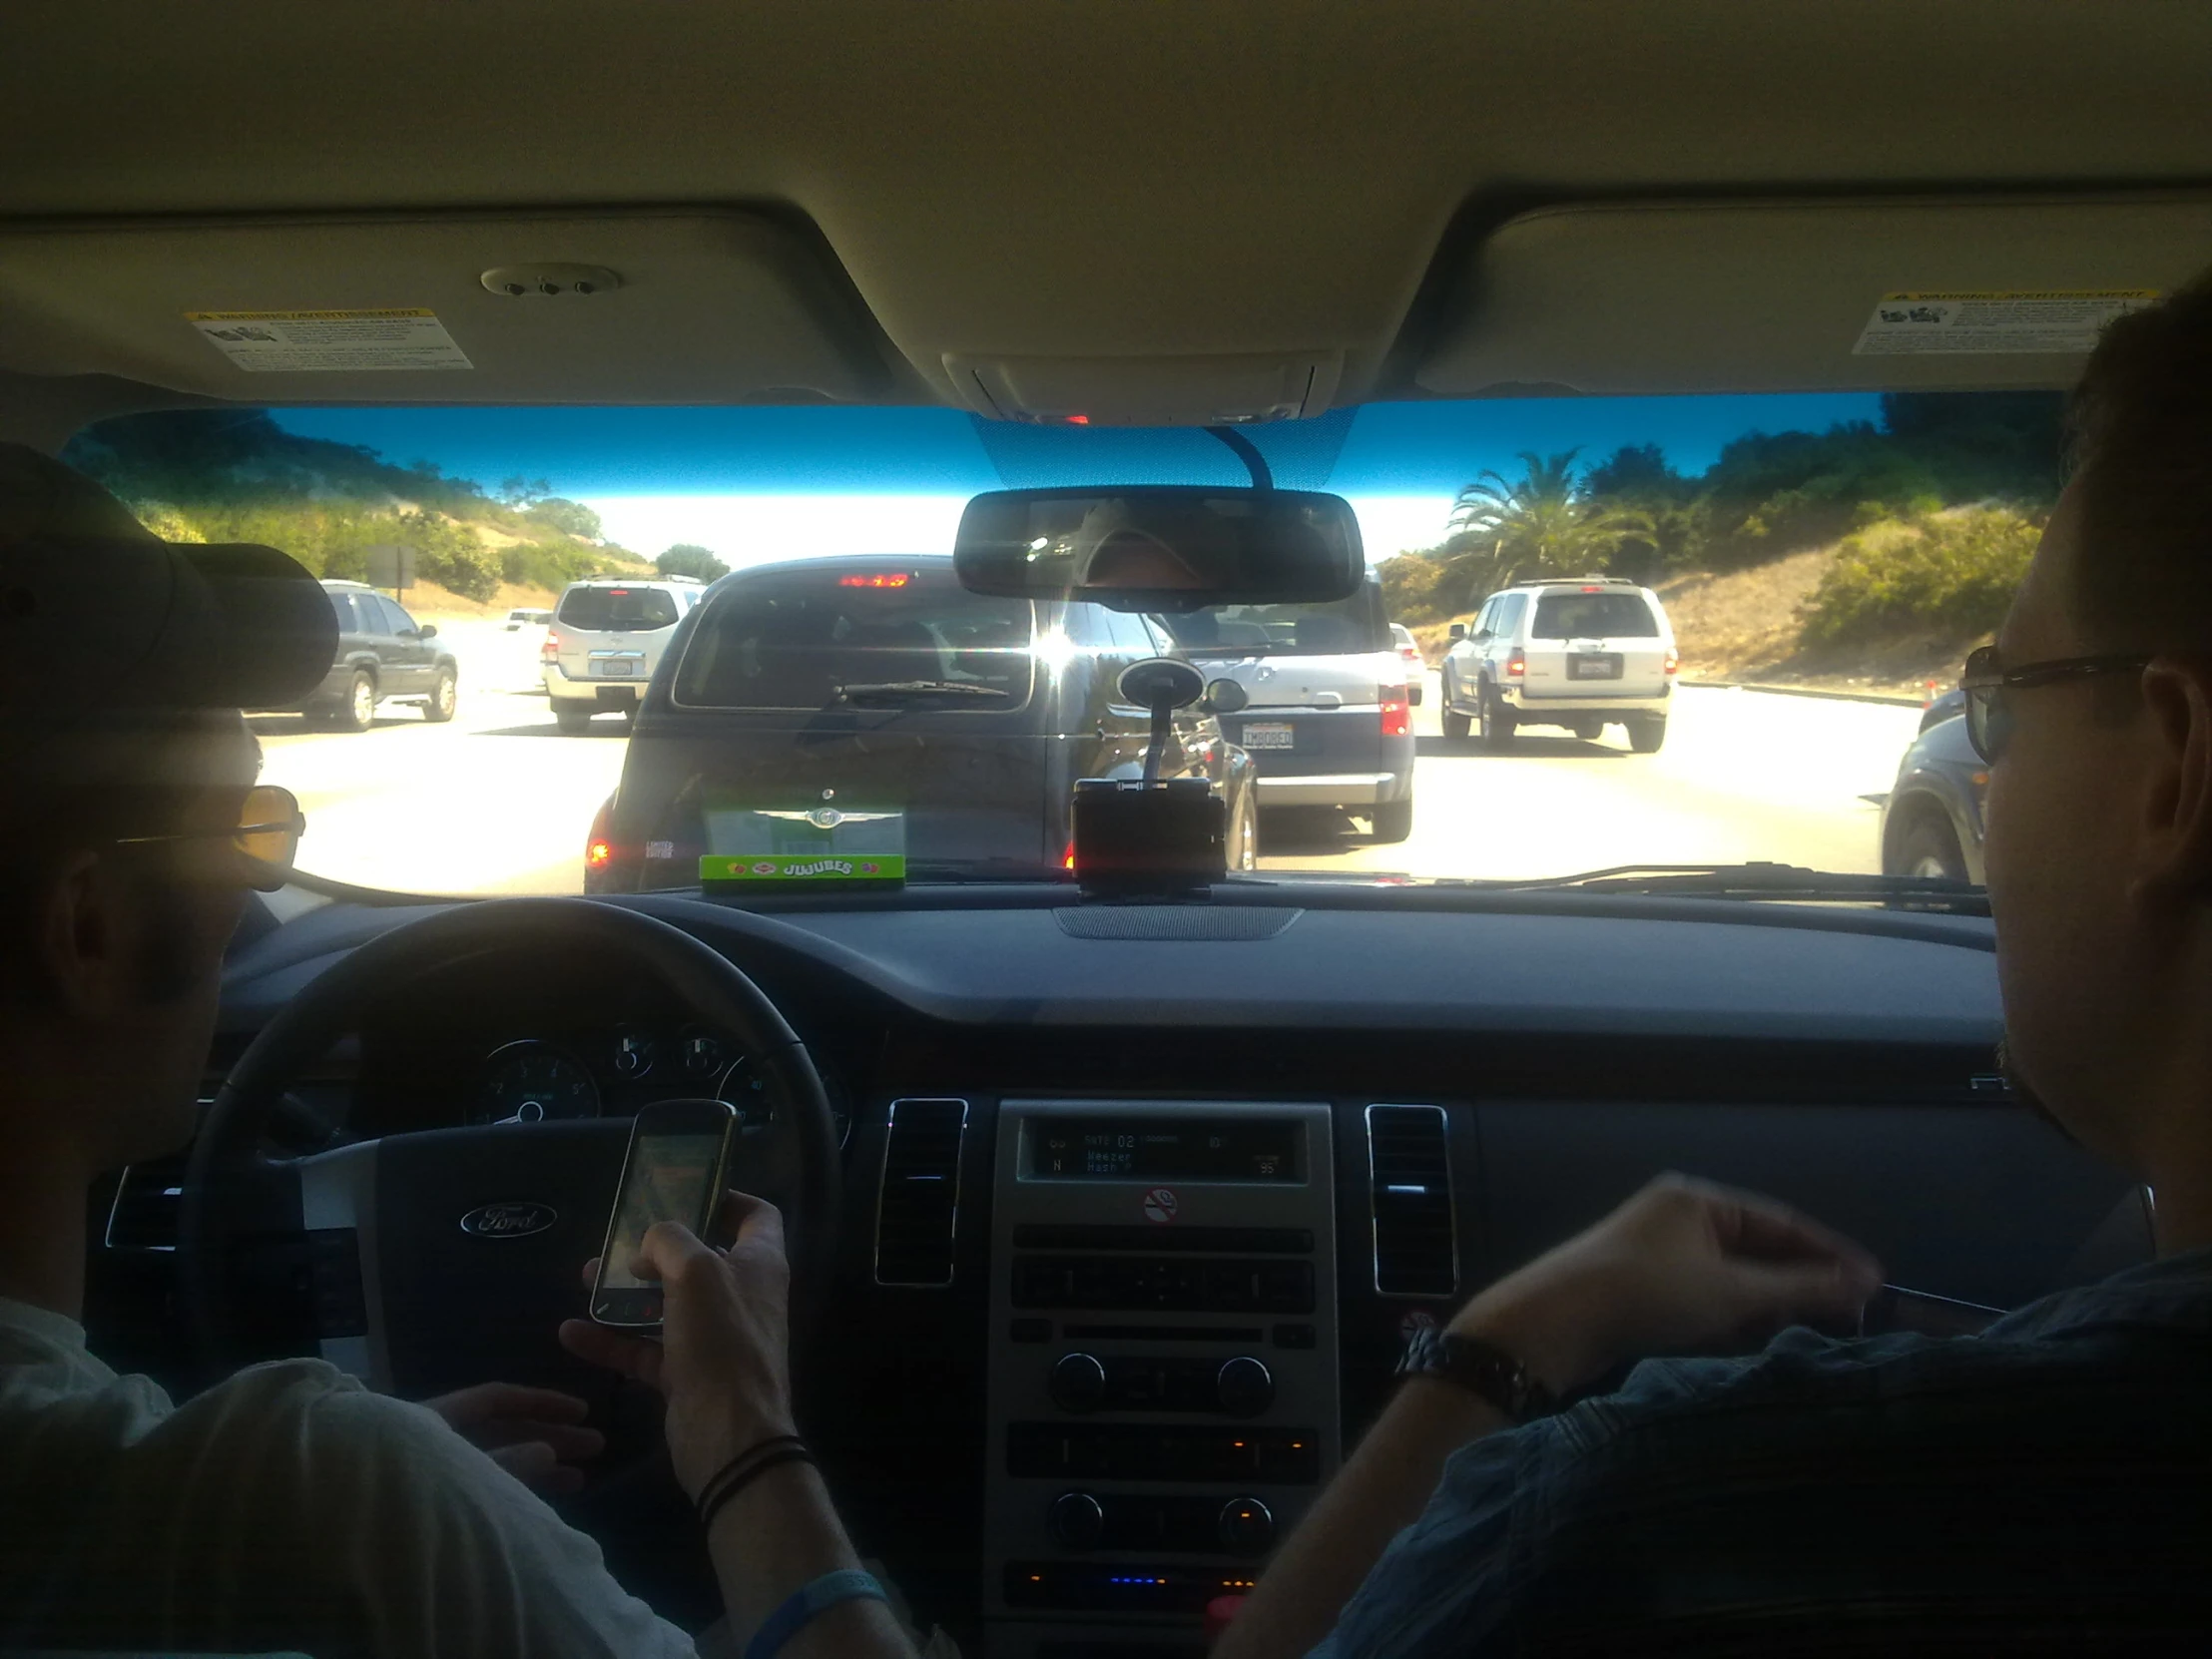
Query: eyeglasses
xmin=111 ymin=784 xmax=306 ymax=891
xmin=1958 ymin=645 xmax=2152 ymax=763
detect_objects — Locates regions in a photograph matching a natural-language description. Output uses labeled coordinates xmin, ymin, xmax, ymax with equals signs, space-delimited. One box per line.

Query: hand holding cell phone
xmin=586 ymin=1097 xmax=738 ymax=1328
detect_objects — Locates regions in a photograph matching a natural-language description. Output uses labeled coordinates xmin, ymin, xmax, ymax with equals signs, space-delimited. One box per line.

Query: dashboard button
xmin=1049 ymin=1352 xmax=1108 ymax=1412
xmin=1048 ymin=1491 xmax=1105 ymax=1549
xmin=1217 ymin=1497 xmax=1275 ymax=1555
xmin=1215 ymin=1357 xmax=1274 ymax=1416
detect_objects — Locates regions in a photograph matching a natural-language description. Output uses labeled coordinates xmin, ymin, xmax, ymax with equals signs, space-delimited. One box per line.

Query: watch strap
xmin=1395 ymin=1324 xmax=1558 ymax=1423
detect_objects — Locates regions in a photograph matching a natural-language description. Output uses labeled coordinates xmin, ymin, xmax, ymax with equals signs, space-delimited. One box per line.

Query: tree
xmin=497 ymin=474 xmax=554 ymax=507
xmin=657 ymin=543 xmax=729 ymax=582
xmin=526 ymin=497 xmax=603 ymax=541
xmin=1440 ymin=449 xmax=1654 ymax=606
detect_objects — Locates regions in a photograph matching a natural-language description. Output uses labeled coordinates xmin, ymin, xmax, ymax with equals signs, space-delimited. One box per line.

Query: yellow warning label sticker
xmin=1853 ymin=290 xmax=2158 ymax=356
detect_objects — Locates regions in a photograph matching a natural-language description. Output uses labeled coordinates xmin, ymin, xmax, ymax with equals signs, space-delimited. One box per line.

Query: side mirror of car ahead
xmin=1448 ymin=622 xmax=1467 ymax=641
xmin=953 ymin=485 xmax=1365 ymax=612
xmin=1200 ymin=677 xmax=1249 ymax=716
xmin=416 ymin=623 xmax=438 ymax=640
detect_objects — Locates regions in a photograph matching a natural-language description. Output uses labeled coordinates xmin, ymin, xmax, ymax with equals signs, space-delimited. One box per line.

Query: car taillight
xmin=1664 ymin=649 xmax=1680 ymax=676
xmin=1062 ymin=838 xmax=1078 ymax=872
xmin=1380 ymin=686 xmax=1410 ymax=738
xmin=542 ymin=630 xmax=562 ymax=660
xmin=585 ymin=797 xmax=619 ymax=876
xmin=1505 ymin=650 xmax=1526 ymax=679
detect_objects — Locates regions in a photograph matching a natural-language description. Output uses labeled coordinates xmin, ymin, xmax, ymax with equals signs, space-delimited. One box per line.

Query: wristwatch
xmin=1394 ymin=1323 xmax=1559 ymax=1423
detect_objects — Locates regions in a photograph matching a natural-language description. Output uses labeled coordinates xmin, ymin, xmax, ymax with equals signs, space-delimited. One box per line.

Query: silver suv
xmin=1438 ymin=577 xmax=1678 ymax=753
xmin=542 ymin=576 xmax=705 ymax=732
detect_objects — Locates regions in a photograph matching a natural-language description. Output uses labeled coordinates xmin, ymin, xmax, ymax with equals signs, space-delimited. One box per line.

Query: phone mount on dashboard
xmin=1071 ymin=659 xmax=1250 ymax=895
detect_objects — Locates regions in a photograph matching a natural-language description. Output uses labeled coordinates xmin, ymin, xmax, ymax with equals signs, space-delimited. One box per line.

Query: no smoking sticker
xmin=1142 ymin=1187 xmax=1179 ymax=1225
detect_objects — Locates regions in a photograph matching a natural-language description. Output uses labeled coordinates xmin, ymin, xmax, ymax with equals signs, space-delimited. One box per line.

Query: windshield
xmin=62 ymin=392 xmax=2055 ymax=894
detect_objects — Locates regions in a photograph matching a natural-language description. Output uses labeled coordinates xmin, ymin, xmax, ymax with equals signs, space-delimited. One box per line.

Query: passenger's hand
xmin=423 ymin=1381 xmax=605 ymax=1495
xmin=557 ymin=1189 xmax=798 ymax=1499
xmin=1447 ymin=1174 xmax=1882 ymax=1397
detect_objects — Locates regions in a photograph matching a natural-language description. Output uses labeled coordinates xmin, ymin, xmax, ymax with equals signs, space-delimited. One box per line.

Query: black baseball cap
xmin=0 ymin=442 xmax=336 ymax=718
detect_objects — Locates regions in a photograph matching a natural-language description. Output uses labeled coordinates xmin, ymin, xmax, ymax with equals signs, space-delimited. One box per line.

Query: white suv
xmin=1438 ymin=577 xmax=1678 ymax=753
xmin=542 ymin=576 xmax=705 ymax=731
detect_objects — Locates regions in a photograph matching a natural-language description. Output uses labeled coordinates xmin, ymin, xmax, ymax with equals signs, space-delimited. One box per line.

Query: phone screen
xmin=601 ymin=1131 xmax=727 ymax=1289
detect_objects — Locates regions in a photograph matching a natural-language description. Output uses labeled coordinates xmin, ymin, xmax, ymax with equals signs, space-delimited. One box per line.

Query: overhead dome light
xmin=479 ymin=263 xmax=623 ymax=297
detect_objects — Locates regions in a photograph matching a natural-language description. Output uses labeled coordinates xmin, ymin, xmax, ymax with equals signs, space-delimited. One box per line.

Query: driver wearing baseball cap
xmin=0 ymin=446 xmax=920 ymax=1658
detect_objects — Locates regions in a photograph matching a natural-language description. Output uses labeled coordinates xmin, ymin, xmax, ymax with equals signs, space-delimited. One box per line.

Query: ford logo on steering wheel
xmin=458 ymin=1201 xmax=559 ymax=1239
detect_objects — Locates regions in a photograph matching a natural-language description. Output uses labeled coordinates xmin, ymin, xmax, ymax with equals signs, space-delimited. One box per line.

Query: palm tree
xmin=1440 ymin=449 xmax=1654 ymax=605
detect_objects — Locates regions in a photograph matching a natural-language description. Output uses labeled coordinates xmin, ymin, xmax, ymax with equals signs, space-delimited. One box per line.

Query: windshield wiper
xmin=835 ymin=680 xmax=1012 ymax=703
xmin=1451 ymin=861 xmax=1990 ymax=914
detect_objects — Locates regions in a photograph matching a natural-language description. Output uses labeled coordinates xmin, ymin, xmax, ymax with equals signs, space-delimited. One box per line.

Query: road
xmin=255 ymin=624 xmax=1925 ymax=894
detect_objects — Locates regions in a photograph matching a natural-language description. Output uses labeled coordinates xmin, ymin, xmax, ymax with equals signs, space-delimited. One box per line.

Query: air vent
xmin=873 ymin=1098 xmax=968 ymax=1288
xmin=1366 ymin=1104 xmax=1456 ymax=1298
xmin=104 ymin=1155 xmax=190 ymax=1252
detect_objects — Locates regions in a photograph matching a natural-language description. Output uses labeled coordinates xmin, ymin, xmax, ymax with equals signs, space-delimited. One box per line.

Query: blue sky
xmin=273 ymin=393 xmax=1881 ymax=565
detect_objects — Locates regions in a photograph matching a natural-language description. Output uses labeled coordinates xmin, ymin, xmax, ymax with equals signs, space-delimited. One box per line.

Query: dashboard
xmin=115 ymin=885 xmax=2149 ymax=1658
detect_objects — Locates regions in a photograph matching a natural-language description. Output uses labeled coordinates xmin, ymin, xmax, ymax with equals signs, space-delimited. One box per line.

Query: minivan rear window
xmin=673 ymin=566 xmax=1036 ymax=711
xmin=1529 ymin=591 xmax=1659 ymax=640
xmin=1169 ymin=581 xmax=1389 ymax=657
xmin=558 ymin=585 xmax=682 ymax=630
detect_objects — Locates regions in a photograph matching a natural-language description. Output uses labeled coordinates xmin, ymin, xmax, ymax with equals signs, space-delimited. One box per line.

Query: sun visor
xmin=1417 ymin=194 xmax=2212 ymax=397
xmin=0 ymin=211 xmax=895 ymax=403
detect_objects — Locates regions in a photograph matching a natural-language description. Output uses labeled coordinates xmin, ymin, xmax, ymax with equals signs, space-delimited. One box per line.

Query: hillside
xmin=61 ymin=409 xmax=651 ymax=601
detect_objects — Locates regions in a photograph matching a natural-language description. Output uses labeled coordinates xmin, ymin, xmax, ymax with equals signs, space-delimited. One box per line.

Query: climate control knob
xmin=1218 ymin=1496 xmax=1276 ymax=1555
xmin=1215 ymin=1356 xmax=1275 ymax=1416
xmin=1049 ymin=1352 xmax=1107 ymax=1412
xmin=1049 ymin=1490 xmax=1106 ymax=1549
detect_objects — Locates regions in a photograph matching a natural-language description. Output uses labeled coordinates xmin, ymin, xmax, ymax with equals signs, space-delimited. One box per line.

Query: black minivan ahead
xmin=586 ymin=555 xmax=1256 ymax=890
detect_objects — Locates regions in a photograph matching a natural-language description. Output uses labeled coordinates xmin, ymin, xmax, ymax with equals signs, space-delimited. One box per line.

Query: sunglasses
xmin=111 ymin=784 xmax=307 ymax=892
xmin=1958 ymin=645 xmax=2151 ymax=763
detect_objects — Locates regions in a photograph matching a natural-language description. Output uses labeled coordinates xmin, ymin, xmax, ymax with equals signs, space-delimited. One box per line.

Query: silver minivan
xmin=542 ymin=576 xmax=705 ymax=731
xmin=1165 ymin=573 xmax=1416 ymax=841
xmin=1439 ymin=578 xmax=1678 ymax=752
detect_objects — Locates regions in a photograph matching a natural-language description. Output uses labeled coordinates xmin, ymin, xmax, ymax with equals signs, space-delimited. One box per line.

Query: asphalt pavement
xmin=254 ymin=623 xmax=1924 ymax=894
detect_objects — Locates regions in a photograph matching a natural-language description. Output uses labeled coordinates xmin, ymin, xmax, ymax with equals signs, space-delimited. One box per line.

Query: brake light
xmin=838 ymin=572 xmax=912 ymax=588
xmin=1580 ymin=584 xmax=1603 ymax=592
xmin=542 ymin=630 xmax=562 ymax=660
xmin=1505 ymin=650 xmax=1526 ymax=679
xmin=1062 ymin=838 xmax=1078 ymax=872
xmin=1664 ymin=650 xmax=1680 ymax=676
xmin=1380 ymin=686 xmax=1410 ymax=738
xmin=584 ymin=797 xmax=619 ymax=877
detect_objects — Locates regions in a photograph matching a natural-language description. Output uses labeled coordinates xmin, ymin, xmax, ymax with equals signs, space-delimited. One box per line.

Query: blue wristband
xmin=743 ymin=1568 xmax=888 ymax=1659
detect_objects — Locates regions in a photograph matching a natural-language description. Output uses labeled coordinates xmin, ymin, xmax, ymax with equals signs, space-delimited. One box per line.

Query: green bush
xmin=1378 ymin=551 xmax=1451 ymax=623
xmin=1798 ymin=508 xmax=2041 ymax=648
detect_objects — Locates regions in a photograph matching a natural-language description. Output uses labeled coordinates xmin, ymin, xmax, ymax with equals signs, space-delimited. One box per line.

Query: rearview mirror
xmin=953 ymin=486 xmax=1365 ymax=611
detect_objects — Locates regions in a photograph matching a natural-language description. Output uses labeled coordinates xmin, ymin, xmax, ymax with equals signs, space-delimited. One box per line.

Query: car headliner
xmin=3 ymin=1 xmax=2209 ymax=445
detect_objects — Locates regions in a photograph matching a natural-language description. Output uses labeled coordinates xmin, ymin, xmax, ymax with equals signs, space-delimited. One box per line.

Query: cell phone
xmin=590 ymin=1098 xmax=737 ymax=1329
xmin=1858 ymin=1283 xmax=2005 ymax=1339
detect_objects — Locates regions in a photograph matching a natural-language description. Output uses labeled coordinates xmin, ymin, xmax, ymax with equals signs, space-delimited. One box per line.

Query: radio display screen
xmin=1028 ymin=1118 xmax=1301 ymax=1183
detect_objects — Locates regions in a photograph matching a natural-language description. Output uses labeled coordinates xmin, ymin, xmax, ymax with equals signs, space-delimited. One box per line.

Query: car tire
xmin=1476 ymin=685 xmax=1516 ymax=751
xmin=1439 ymin=674 xmax=1471 ymax=741
xmin=1370 ymin=796 xmax=1413 ymax=843
xmin=1897 ymin=815 xmax=1967 ymax=881
xmin=338 ymin=670 xmax=376 ymax=734
xmin=422 ymin=667 xmax=458 ymax=724
xmin=553 ymin=704 xmax=593 ymax=735
xmin=1228 ymin=788 xmax=1259 ymax=871
xmin=1626 ymin=713 xmax=1667 ymax=754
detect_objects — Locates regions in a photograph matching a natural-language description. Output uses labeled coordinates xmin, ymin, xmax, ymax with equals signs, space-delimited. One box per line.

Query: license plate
xmin=1243 ymin=722 xmax=1295 ymax=750
xmin=1569 ymin=655 xmax=1622 ymax=680
xmin=598 ymin=660 xmax=635 ymax=676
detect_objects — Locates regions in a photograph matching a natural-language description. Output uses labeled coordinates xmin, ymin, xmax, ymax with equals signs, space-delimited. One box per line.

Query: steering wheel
xmin=178 ymin=898 xmax=840 ymax=1407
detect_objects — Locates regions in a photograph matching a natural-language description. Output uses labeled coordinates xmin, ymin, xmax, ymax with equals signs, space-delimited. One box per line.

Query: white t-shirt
xmin=0 ymin=1297 xmax=699 ymax=1658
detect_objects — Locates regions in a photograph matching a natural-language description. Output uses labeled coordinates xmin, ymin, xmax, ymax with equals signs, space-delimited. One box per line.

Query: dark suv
xmin=292 ymin=580 xmax=460 ymax=732
xmin=585 ymin=555 xmax=1257 ymax=890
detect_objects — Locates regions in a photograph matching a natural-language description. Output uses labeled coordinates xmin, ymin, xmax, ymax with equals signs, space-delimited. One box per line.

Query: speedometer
xmin=475 ymin=1041 xmax=600 ymax=1125
xmin=718 ymin=1056 xmax=852 ymax=1148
